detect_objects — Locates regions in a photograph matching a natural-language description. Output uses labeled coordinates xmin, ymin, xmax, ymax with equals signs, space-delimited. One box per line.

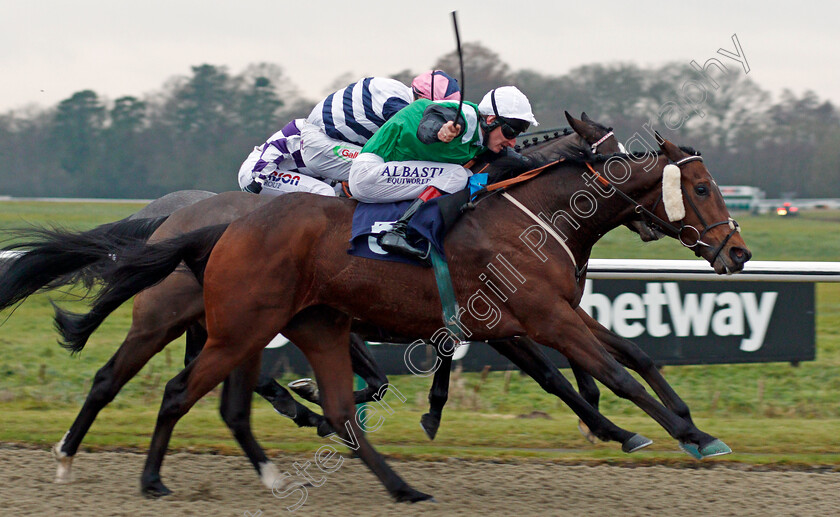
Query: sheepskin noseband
xmin=662 ymin=164 xmax=685 ymax=222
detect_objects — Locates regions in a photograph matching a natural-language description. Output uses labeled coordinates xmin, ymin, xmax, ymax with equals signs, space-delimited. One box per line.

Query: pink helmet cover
xmin=412 ymin=70 xmax=461 ymax=101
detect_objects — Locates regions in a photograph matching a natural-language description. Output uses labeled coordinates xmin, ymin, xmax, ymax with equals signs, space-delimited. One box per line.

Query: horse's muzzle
xmin=729 ymin=246 xmax=751 ymax=270
xmin=712 ymin=244 xmax=751 ymax=274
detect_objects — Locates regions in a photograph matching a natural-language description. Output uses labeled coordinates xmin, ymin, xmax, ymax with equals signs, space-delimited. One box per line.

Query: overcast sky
xmin=2 ymin=0 xmax=838 ymax=113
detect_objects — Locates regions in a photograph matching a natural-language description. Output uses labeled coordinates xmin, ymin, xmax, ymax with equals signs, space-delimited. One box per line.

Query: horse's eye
xmin=695 ymin=184 xmax=709 ymax=196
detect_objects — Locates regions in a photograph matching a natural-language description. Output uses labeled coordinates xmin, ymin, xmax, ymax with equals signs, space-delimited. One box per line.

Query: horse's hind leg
xmin=284 ymin=306 xmax=432 ymax=503
xmin=53 ymin=278 xmax=203 ymax=483
xmin=54 ymin=339 xmax=164 ymax=483
xmin=182 ymin=323 xmax=289 ymax=486
xmin=287 ymin=333 xmax=388 ymax=406
xmin=348 ymin=333 xmax=389 ymax=404
xmin=139 ymin=314 xmax=282 ymax=496
xmin=183 ymin=322 xmax=206 ymax=366
xmin=187 ymin=318 xmax=333 ymax=435
xmin=219 ymin=353 xmax=292 ymax=489
xmin=261 ymin=333 xmax=386 ymax=438
xmin=254 ymin=374 xmax=334 ymax=437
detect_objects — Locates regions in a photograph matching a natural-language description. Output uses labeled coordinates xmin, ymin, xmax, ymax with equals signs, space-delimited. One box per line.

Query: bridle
xmin=589 ymin=129 xmax=625 ymax=155
xmin=585 ymin=154 xmax=741 ymax=266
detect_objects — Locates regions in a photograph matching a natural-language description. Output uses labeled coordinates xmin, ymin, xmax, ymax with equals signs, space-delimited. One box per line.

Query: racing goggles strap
xmin=489 ymin=89 xmax=529 ymax=139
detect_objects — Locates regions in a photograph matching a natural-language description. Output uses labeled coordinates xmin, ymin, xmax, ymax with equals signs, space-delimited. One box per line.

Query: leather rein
xmin=583 ymin=155 xmax=741 ymax=265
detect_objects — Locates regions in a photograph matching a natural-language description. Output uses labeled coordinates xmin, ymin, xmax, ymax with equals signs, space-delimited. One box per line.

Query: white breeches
xmin=238 ymin=147 xmax=335 ymax=197
xmin=347 ymin=153 xmax=470 ymax=203
xmin=299 ymin=121 xmax=362 ymax=182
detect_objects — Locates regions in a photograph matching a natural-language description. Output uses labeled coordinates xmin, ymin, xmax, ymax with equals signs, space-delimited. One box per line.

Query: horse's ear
xmin=654 ymin=129 xmax=666 ymax=146
xmin=655 ymin=131 xmax=683 ymax=160
xmin=581 ymin=112 xmax=593 ymax=123
xmin=564 ymin=110 xmax=577 ymax=126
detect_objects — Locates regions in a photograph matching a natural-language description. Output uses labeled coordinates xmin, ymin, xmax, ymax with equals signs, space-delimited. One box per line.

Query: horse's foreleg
xmin=524 ymin=302 xmax=725 ymax=456
xmin=569 ymin=358 xmax=601 ymax=410
xmin=421 ymin=351 xmax=452 ymax=441
xmin=577 ymin=308 xmax=694 ymax=424
xmin=488 ymin=337 xmax=649 ymax=452
xmin=568 ymin=359 xmax=602 ymax=442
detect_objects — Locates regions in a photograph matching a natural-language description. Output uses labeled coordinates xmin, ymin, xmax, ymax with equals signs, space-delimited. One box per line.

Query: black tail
xmin=54 ymin=223 xmax=230 ymax=354
xmin=0 ymin=216 xmax=168 ymax=312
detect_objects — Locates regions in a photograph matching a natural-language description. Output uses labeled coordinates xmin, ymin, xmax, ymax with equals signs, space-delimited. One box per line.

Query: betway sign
xmin=578 ymin=279 xmax=814 ymax=365
xmin=261 ymin=279 xmax=815 ymax=377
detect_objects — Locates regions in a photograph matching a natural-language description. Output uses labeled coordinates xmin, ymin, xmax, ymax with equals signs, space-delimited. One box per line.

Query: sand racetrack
xmin=2 ymin=447 xmax=839 ymax=516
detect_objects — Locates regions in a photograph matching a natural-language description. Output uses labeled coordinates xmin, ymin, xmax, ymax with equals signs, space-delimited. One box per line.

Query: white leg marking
xmin=53 ymin=431 xmax=74 ymax=483
xmin=259 ymin=462 xmax=287 ymax=490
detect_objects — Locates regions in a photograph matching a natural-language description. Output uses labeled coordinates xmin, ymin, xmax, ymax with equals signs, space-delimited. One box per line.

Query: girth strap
xmin=428 ymin=247 xmax=469 ymax=345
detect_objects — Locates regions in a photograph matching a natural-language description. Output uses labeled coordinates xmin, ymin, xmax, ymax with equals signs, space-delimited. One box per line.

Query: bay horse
xmin=0 ymin=190 xmax=332 ymax=470
xmin=31 ymin=115 xmax=659 ymax=485
xmin=75 ymin=134 xmax=750 ymax=500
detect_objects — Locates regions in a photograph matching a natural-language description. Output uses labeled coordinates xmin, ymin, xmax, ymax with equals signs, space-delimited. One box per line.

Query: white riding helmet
xmin=478 ymin=86 xmax=539 ymax=126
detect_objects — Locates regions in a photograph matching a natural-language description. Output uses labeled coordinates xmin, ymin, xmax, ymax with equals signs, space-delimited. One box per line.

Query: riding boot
xmin=378 ymin=186 xmax=442 ymax=261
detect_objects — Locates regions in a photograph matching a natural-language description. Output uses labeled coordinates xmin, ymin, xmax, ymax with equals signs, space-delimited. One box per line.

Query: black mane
xmin=514 ymin=127 xmax=574 ymax=152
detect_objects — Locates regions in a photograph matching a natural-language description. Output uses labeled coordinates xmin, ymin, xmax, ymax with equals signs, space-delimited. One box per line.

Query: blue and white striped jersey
xmin=306 ymin=77 xmax=414 ymax=146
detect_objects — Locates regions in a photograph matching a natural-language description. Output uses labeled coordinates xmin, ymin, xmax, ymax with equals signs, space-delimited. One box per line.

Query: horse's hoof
xmin=316 ymin=420 xmax=336 ymax=438
xmin=678 ymin=441 xmax=703 ymax=460
xmin=621 ymin=434 xmax=653 ymax=453
xmin=54 ymin=458 xmax=73 ymax=484
xmin=577 ymin=421 xmax=598 ymax=444
xmin=420 ymin=413 xmax=440 ymax=441
xmin=52 ymin=442 xmax=74 ymax=483
xmin=271 ymin=401 xmax=298 ymax=420
xmin=288 ymin=378 xmax=320 ymax=405
xmin=141 ymin=478 xmax=172 ymax=498
xmin=699 ymin=439 xmax=732 ymax=458
xmin=394 ymin=487 xmax=435 ymax=503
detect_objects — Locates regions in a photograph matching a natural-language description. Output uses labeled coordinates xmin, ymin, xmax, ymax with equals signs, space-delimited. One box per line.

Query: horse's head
xmin=564 ymin=111 xmax=627 ymax=157
xmin=649 ymin=136 xmax=752 ymax=274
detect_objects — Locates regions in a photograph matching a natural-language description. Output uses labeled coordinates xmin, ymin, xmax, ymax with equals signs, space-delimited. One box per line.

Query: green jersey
xmin=361 ymin=99 xmax=485 ymax=164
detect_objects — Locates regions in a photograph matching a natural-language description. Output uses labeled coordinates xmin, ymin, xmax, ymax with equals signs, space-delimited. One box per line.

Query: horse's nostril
xmin=730 ymin=247 xmax=751 ymax=264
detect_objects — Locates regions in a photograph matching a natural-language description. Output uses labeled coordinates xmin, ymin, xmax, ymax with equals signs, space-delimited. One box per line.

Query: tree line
xmin=1 ymin=43 xmax=837 ymax=199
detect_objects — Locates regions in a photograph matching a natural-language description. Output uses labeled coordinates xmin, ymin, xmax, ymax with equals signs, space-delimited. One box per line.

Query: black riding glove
xmin=485 ymin=149 xmax=535 ymax=183
xmin=243 ymin=179 xmax=263 ymax=194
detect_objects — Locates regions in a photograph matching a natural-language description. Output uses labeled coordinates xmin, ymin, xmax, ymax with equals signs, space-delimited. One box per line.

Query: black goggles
xmin=498 ymin=117 xmax=530 ymax=139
